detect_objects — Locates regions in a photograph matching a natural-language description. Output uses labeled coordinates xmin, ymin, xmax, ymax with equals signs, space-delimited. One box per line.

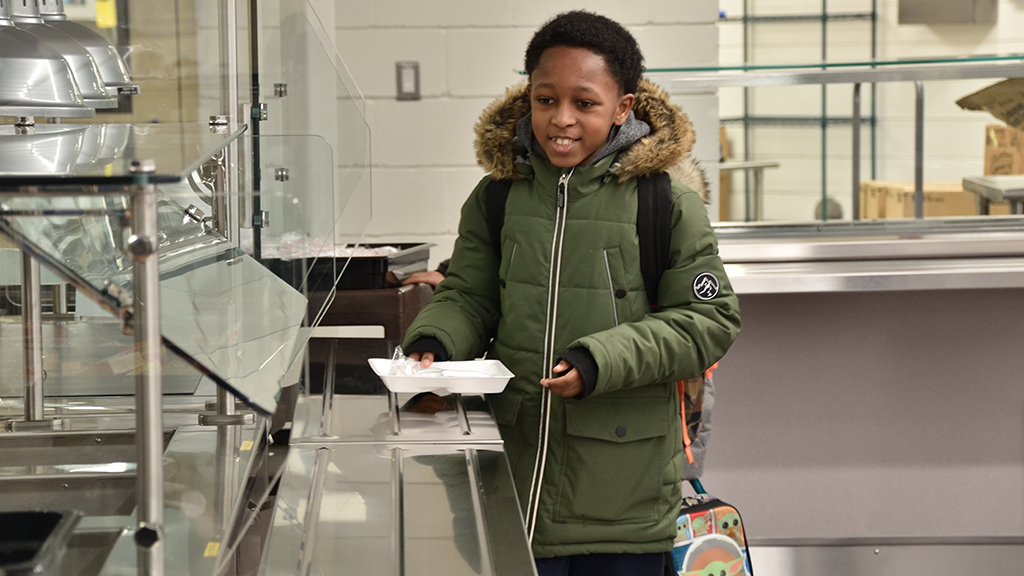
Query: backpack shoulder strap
xmin=636 ymin=171 xmax=673 ymax=309
xmin=485 ymin=178 xmax=512 ymax=258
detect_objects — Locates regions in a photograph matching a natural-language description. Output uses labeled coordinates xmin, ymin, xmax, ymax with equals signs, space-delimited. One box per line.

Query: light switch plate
xmin=396 ymin=61 xmax=420 ymax=101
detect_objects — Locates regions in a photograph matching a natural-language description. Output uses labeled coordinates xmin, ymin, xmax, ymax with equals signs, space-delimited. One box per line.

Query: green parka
xmin=402 ymin=78 xmax=741 ymax=558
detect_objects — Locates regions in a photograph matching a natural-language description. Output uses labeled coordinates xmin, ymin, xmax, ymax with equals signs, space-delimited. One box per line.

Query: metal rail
xmin=662 ymin=61 xmax=1024 ymax=89
xmin=660 ymin=60 xmax=1024 ymax=221
xmin=21 ymin=254 xmax=43 ymax=421
xmin=129 ymin=160 xmax=165 ymax=576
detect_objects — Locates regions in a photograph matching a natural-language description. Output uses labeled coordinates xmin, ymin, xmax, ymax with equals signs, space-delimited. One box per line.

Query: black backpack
xmin=484 ymin=171 xmax=673 ymax=309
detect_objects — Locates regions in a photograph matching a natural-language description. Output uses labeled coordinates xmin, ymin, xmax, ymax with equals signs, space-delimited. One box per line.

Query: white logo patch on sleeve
xmin=693 ymin=272 xmax=720 ymax=301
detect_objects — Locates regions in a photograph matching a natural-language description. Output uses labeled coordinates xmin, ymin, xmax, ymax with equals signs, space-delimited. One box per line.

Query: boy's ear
xmin=614 ymin=93 xmax=635 ymax=126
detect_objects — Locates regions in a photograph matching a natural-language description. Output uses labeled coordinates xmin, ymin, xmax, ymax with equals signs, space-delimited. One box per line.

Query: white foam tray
xmin=367 ymin=358 xmax=513 ymax=394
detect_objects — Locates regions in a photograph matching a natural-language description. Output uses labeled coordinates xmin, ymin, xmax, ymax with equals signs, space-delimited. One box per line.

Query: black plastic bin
xmin=264 ymin=243 xmax=433 ymax=292
xmin=0 ymin=510 xmax=81 ymax=576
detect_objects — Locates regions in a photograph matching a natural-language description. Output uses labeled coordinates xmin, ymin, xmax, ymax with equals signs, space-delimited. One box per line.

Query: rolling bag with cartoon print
xmin=670 ymin=480 xmax=752 ymax=576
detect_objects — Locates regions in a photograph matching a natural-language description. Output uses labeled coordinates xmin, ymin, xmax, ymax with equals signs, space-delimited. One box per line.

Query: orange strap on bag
xmin=677 ymin=380 xmax=694 ymax=464
xmin=704 ymin=363 xmax=718 ymax=380
xmin=678 ymin=363 xmax=718 ymax=465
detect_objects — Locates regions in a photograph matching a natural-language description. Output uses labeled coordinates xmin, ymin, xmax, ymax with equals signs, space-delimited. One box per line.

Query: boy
xmin=403 ymin=11 xmax=741 ymax=576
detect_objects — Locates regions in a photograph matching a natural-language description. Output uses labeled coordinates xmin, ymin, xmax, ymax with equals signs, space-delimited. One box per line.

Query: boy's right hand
xmin=401 ymin=270 xmax=446 ymax=288
xmin=407 ymin=351 xmax=435 ymax=368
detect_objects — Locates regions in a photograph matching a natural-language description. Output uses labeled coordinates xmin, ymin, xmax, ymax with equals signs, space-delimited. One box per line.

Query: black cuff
xmin=560 ymin=348 xmax=598 ymax=399
xmin=436 ymin=259 xmax=451 ymax=276
xmin=402 ymin=337 xmax=450 ymax=361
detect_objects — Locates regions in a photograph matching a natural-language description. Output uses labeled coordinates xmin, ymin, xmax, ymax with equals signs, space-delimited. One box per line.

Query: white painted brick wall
xmin=447 ymin=29 xmax=535 ymax=97
xmin=328 ymin=0 xmax=723 ymax=267
xmin=333 ymin=29 xmax=448 ymax=98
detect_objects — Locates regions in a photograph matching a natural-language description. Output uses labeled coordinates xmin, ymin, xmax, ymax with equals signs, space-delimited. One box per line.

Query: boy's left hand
xmin=540 ymin=360 xmax=583 ymax=398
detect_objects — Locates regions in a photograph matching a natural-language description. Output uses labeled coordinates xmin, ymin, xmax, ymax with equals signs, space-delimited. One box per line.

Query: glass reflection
xmin=0 ymin=131 xmax=350 ymax=416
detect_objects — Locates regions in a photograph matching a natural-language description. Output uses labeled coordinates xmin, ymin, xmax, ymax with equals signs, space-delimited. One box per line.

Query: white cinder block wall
xmin=329 ymin=0 xmax=722 ymax=269
xmin=719 ymin=0 xmax=1024 ymax=221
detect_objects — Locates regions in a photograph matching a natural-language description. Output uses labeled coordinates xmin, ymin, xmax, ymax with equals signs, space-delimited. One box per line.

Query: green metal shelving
xmin=723 ymin=1 xmax=879 ymax=221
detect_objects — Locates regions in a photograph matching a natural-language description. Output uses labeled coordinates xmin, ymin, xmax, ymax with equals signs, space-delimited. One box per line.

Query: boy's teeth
xmin=554 ymin=137 xmax=573 ymax=146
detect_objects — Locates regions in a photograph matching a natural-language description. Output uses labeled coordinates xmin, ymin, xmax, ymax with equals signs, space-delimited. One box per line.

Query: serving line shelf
xmin=263 ymin=393 xmax=534 ymax=576
xmin=715 ymin=218 xmax=1024 ymax=293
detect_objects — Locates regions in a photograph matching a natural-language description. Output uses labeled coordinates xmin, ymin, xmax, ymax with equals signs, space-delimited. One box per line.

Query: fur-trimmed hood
xmin=473 ymin=77 xmax=708 ymax=199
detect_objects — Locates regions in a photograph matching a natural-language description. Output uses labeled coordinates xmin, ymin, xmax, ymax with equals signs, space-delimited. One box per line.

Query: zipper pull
xmin=557 ymin=171 xmax=571 ymax=208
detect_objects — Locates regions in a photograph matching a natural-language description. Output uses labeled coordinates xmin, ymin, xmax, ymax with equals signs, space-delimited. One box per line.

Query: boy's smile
xmin=529 ymin=46 xmax=635 ymax=168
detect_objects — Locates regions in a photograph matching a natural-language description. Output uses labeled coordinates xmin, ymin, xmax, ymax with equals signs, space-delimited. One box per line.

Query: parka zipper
xmin=525 ymin=168 xmax=573 ymax=543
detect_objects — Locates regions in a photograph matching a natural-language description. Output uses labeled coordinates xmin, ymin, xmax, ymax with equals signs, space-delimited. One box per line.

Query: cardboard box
xmin=983 ymin=124 xmax=1024 ymax=176
xmin=989 ymin=200 xmax=1012 ymax=215
xmin=859 ymin=180 xmax=908 ymax=219
xmin=884 ymin=182 xmax=977 ymax=219
xmin=958 ymin=79 xmax=1024 ymax=132
xmin=980 ymin=125 xmax=1019 ymax=214
xmin=861 ymin=180 xmax=978 ymax=219
xmin=859 ymin=181 xmax=888 ymax=219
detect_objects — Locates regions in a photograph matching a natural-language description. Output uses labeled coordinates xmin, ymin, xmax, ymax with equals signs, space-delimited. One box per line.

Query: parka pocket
xmin=555 ymin=397 xmax=670 ymax=523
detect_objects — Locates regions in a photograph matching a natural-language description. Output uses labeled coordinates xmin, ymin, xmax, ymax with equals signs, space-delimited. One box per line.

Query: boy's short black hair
xmin=525 ymin=10 xmax=645 ymax=95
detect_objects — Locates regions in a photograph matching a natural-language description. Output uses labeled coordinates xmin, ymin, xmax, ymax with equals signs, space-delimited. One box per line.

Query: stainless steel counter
xmin=0 ymin=395 xmax=274 ymax=576
xmin=261 ymin=393 xmax=535 ymax=576
xmin=715 ymin=218 xmax=1024 ymax=293
xmin=963 ymin=175 xmax=1024 ymax=214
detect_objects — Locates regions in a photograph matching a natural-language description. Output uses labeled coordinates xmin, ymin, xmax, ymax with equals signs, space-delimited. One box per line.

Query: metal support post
xmin=199 ymin=388 xmax=254 ymax=426
xmin=55 ymin=283 xmax=68 ymax=315
xmin=6 ymin=254 xmax=62 ymax=432
xmin=389 ymin=392 xmax=402 ymax=436
xmin=318 ymin=340 xmax=338 ymax=438
xmin=852 ymin=83 xmax=862 ymax=220
xmin=454 ymin=394 xmax=472 ymax=436
xmin=218 ymin=0 xmax=240 ymax=243
xmin=465 ymin=449 xmax=494 ymax=576
xmin=214 ymin=421 xmax=238 ymax=552
xmin=391 ymin=448 xmax=406 ymax=576
xmin=21 ymin=254 xmax=44 ymax=420
xmin=914 ymin=81 xmax=925 ymax=219
xmin=128 ymin=160 xmax=164 ymax=576
xmin=297 ymin=447 xmax=330 ymax=576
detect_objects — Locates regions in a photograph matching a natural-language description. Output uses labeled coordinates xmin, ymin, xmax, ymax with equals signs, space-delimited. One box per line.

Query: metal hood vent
xmin=0 ymin=1 xmax=94 ymax=118
xmin=38 ymin=0 xmax=137 ymax=94
xmin=10 ymin=0 xmax=117 ymax=109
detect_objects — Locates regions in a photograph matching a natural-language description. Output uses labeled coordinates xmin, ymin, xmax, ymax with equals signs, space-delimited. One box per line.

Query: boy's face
xmin=528 ymin=46 xmax=635 ymax=169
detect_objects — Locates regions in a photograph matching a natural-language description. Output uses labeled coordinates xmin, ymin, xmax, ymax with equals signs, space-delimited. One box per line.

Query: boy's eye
xmin=578 ymin=101 xmax=594 ymax=108
xmin=535 ymin=96 xmax=553 ymax=105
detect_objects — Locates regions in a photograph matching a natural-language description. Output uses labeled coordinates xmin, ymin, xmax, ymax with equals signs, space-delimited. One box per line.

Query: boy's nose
xmin=552 ymin=104 xmax=575 ymax=127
